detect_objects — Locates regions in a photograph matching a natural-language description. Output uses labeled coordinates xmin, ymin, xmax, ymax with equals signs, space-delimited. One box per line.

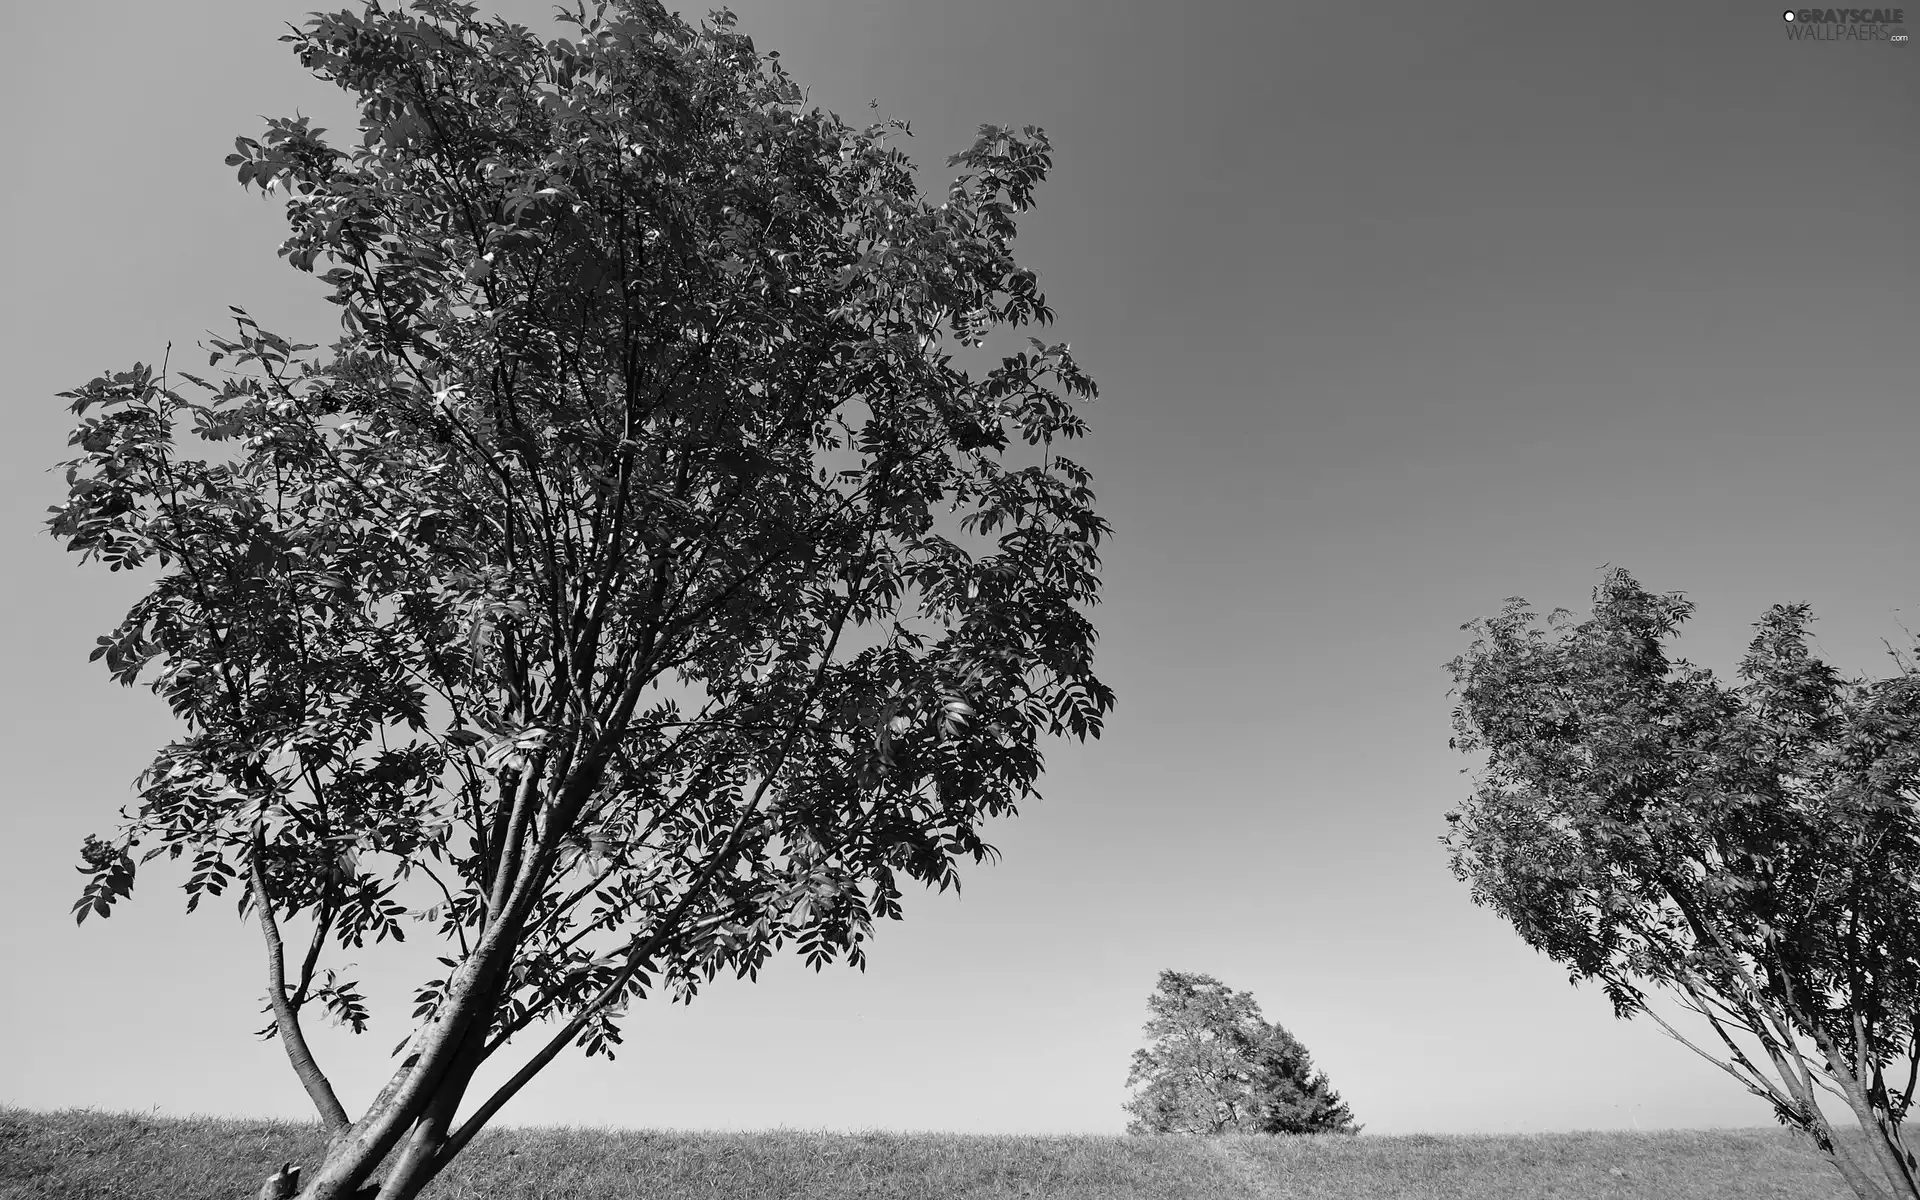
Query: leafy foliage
xmin=1123 ymin=971 xmax=1357 ymax=1137
xmin=1246 ymin=1020 xmax=1359 ymax=1136
xmin=47 ymin=3 xmax=1109 ymax=1197
xmin=1446 ymin=568 xmax=1920 ymax=1200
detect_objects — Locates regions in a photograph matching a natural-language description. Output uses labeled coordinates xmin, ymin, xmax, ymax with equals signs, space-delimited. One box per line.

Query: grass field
xmin=0 ymin=1106 xmax=1859 ymax=1199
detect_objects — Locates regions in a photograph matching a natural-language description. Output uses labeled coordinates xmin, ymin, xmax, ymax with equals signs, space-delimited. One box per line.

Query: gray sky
xmin=1 ymin=0 xmax=1914 ymax=1137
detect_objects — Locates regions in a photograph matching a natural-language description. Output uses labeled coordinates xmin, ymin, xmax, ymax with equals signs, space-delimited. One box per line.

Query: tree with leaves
xmin=50 ymin=4 xmax=1111 ymax=1198
xmin=1446 ymin=568 xmax=1920 ymax=1200
xmin=1123 ymin=970 xmax=1356 ymax=1136
xmin=1246 ymin=1019 xmax=1359 ymax=1136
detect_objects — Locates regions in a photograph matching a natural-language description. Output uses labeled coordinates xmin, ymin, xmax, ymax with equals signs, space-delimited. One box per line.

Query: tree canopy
xmin=1123 ymin=970 xmax=1357 ymax=1136
xmin=1446 ymin=568 xmax=1920 ymax=1200
xmin=50 ymin=3 xmax=1110 ymax=1198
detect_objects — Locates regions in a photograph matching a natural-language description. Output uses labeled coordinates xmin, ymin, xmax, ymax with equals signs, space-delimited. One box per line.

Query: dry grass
xmin=0 ymin=1106 xmax=1859 ymax=1199
xmin=1215 ymin=1128 xmax=1856 ymax=1198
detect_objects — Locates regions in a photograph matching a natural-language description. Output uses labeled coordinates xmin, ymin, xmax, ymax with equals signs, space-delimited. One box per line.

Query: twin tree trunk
xmin=280 ymin=927 xmax=513 ymax=1199
xmin=1809 ymin=1037 xmax=1920 ymax=1200
xmin=260 ymin=739 xmax=773 ymax=1200
xmin=263 ymin=770 xmax=566 ymax=1200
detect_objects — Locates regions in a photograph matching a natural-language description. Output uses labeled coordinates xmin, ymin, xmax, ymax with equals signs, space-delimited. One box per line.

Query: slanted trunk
xmin=274 ymin=823 xmax=550 ymax=1200
xmin=264 ymin=1037 xmax=466 ymax=1200
xmin=278 ymin=1016 xmax=484 ymax=1197
xmin=1781 ymin=1009 xmax=1920 ymax=1200
xmin=1820 ymin=1128 xmax=1902 ymax=1200
xmin=1821 ymin=1061 xmax=1920 ymax=1199
xmin=367 ymin=1022 xmax=489 ymax=1200
xmin=1776 ymin=1073 xmax=1904 ymax=1200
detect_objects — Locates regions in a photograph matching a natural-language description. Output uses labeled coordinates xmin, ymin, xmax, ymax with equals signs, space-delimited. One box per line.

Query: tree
xmin=1445 ymin=568 xmax=1920 ymax=1200
xmin=49 ymin=4 xmax=1112 ymax=1198
xmin=1247 ymin=1019 xmax=1359 ymax=1135
xmin=1123 ymin=971 xmax=1357 ymax=1136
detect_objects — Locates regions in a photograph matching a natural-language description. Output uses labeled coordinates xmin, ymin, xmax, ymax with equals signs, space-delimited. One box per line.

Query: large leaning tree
xmin=50 ymin=4 xmax=1112 ymax=1198
xmin=1447 ymin=568 xmax=1920 ymax=1200
xmin=1123 ymin=970 xmax=1358 ymax=1136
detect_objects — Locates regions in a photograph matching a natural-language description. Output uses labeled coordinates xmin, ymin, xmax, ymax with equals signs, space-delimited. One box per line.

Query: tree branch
xmin=249 ymin=828 xmax=350 ymax=1133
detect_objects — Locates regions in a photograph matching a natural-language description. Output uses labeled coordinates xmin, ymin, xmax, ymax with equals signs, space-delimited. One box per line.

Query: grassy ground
xmin=0 ymin=1106 xmax=1859 ymax=1200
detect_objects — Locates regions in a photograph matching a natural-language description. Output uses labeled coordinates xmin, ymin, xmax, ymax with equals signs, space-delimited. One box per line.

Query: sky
xmin=1 ymin=0 xmax=1915 ymax=1140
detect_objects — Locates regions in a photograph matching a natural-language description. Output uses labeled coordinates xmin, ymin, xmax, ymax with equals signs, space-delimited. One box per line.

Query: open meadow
xmin=0 ymin=1107 xmax=1858 ymax=1200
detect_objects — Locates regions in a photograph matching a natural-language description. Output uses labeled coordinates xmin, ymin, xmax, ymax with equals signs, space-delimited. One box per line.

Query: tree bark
xmin=371 ymin=1022 xmax=488 ymax=1200
xmin=286 ymin=814 xmax=552 ymax=1200
xmin=251 ymin=839 xmax=351 ymax=1134
xmin=1815 ymin=1044 xmax=1920 ymax=1200
xmin=1819 ymin=1130 xmax=1900 ymax=1200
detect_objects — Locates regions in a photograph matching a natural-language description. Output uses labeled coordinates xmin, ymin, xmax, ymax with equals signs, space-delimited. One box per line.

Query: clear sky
xmin=1 ymin=0 xmax=1914 ymax=1139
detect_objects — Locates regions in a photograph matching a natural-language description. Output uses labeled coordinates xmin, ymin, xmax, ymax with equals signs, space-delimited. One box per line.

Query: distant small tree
xmin=1123 ymin=970 xmax=1357 ymax=1136
xmin=1247 ymin=1019 xmax=1359 ymax=1135
xmin=1446 ymin=568 xmax=1920 ymax=1200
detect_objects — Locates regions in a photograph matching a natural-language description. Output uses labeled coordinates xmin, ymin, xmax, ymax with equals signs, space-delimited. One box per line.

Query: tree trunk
xmin=275 ymin=842 xmax=544 ymax=1200
xmin=1794 ymin=1020 xmax=1920 ymax=1200
xmin=369 ymin=1022 xmax=489 ymax=1200
xmin=1821 ymin=1133 xmax=1902 ymax=1200
xmin=1794 ymin=1099 xmax=1905 ymax=1200
xmin=276 ymin=1012 xmax=481 ymax=1198
xmin=281 ymin=1046 xmax=444 ymax=1199
xmin=1827 ymin=1077 xmax=1920 ymax=1199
